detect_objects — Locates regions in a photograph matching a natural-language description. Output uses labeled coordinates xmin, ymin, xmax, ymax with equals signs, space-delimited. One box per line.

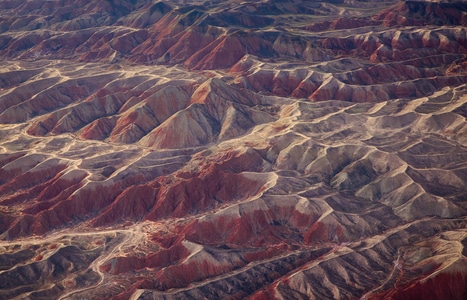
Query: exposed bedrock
xmin=0 ymin=1 xmax=467 ymax=299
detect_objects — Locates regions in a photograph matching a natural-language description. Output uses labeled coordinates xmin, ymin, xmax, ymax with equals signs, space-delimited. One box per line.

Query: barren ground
xmin=0 ymin=0 xmax=467 ymax=299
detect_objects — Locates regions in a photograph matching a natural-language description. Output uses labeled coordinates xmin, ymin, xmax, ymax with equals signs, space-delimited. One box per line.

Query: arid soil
xmin=0 ymin=0 xmax=467 ymax=299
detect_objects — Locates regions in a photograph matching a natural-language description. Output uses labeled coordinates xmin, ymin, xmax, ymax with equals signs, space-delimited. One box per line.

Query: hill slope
xmin=0 ymin=1 xmax=467 ymax=299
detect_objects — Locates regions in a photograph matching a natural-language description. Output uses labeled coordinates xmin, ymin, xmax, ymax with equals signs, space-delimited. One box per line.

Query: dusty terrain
xmin=0 ymin=0 xmax=467 ymax=299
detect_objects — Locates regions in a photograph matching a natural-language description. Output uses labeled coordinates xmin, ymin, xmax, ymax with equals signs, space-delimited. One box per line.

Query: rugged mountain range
xmin=0 ymin=0 xmax=466 ymax=299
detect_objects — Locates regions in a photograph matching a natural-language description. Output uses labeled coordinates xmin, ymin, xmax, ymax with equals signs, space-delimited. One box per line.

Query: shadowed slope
xmin=0 ymin=1 xmax=467 ymax=299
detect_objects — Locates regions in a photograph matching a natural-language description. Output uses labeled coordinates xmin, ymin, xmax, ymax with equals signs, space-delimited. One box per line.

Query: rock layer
xmin=0 ymin=1 xmax=467 ymax=299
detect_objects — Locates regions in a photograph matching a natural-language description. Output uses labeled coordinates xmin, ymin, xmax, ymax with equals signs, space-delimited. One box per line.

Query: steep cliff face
xmin=1 ymin=1 xmax=467 ymax=299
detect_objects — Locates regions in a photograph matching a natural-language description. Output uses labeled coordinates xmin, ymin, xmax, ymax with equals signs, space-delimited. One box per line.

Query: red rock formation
xmin=100 ymin=243 xmax=189 ymax=275
xmin=376 ymin=1 xmax=467 ymax=27
xmin=146 ymin=163 xmax=268 ymax=220
xmin=92 ymin=184 xmax=159 ymax=227
xmin=389 ymin=272 xmax=467 ymax=300
xmin=1 ymin=1 xmax=467 ymax=299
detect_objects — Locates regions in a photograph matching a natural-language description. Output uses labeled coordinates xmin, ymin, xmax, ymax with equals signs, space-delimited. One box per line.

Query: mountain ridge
xmin=0 ymin=0 xmax=467 ymax=299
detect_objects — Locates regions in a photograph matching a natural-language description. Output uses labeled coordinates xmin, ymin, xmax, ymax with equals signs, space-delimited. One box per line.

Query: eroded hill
xmin=0 ymin=0 xmax=466 ymax=299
